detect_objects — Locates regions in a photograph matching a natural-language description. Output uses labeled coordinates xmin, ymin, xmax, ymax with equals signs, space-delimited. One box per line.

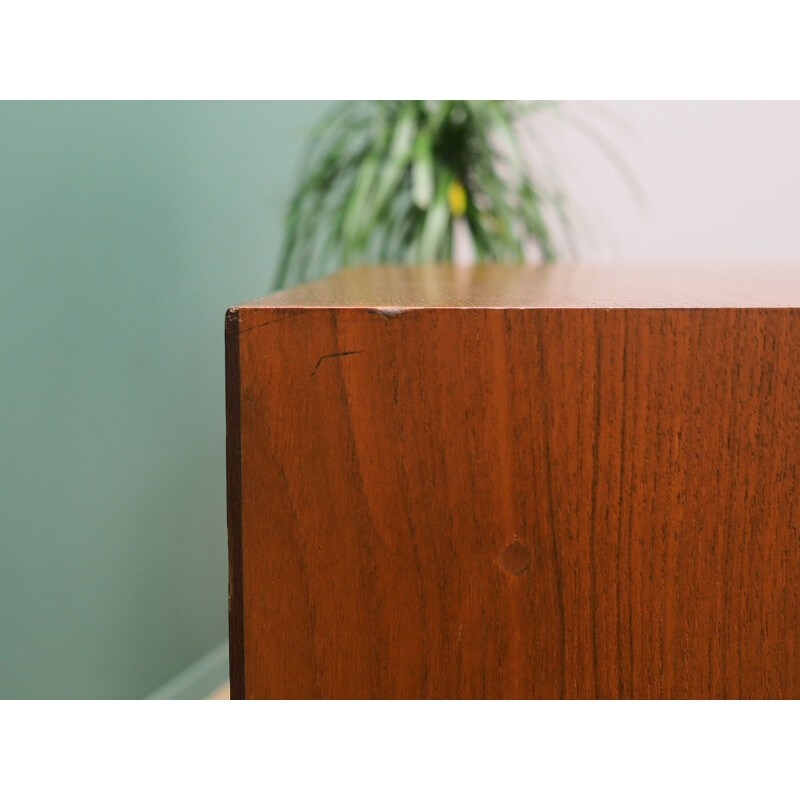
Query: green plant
xmin=276 ymin=100 xmax=572 ymax=288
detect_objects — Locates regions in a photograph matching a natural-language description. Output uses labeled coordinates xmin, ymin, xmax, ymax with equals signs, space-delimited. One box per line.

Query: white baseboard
xmin=145 ymin=641 xmax=229 ymax=700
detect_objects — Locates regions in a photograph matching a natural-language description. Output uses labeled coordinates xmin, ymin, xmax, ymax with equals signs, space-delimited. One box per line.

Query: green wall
xmin=0 ymin=101 xmax=327 ymax=698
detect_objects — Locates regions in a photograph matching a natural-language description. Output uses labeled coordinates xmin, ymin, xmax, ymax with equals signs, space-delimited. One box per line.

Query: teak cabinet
xmin=226 ymin=264 xmax=800 ymax=699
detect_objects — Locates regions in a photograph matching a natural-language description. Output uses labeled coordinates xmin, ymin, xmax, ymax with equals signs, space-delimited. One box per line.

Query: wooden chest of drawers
xmin=226 ymin=264 xmax=800 ymax=698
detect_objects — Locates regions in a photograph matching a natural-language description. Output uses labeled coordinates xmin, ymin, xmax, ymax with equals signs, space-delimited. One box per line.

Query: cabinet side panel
xmin=225 ymin=309 xmax=245 ymax=699
xmin=237 ymin=307 xmax=800 ymax=698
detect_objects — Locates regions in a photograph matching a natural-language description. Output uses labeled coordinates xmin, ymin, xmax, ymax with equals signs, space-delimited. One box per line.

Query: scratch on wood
xmin=310 ymin=350 xmax=365 ymax=377
xmin=239 ymin=310 xmax=308 ymax=334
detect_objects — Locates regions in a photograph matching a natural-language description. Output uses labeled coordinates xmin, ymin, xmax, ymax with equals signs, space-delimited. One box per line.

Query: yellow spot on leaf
xmin=447 ymin=180 xmax=467 ymax=217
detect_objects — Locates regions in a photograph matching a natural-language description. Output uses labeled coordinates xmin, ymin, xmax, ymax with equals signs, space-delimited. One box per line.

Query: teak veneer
xmin=226 ymin=264 xmax=800 ymax=699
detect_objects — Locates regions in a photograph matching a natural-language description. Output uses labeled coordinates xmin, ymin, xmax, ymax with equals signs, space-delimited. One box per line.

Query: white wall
xmin=527 ymin=101 xmax=800 ymax=264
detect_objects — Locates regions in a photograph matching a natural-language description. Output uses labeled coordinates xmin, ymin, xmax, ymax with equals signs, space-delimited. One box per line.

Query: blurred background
xmin=2 ymin=101 xmax=800 ymax=698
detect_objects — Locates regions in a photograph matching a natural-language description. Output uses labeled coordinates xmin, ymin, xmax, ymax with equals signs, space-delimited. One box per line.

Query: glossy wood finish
xmin=239 ymin=262 xmax=800 ymax=309
xmin=227 ymin=265 xmax=800 ymax=699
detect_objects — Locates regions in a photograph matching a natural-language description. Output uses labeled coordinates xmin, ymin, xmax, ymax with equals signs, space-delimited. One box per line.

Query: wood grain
xmin=226 ymin=265 xmax=800 ymax=699
xmin=238 ymin=262 xmax=800 ymax=310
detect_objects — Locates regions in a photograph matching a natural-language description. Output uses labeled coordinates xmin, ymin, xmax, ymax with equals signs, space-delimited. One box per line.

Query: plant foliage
xmin=276 ymin=101 xmax=571 ymax=288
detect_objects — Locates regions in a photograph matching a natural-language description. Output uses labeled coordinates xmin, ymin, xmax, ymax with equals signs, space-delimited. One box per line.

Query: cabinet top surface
xmin=235 ymin=264 xmax=800 ymax=310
